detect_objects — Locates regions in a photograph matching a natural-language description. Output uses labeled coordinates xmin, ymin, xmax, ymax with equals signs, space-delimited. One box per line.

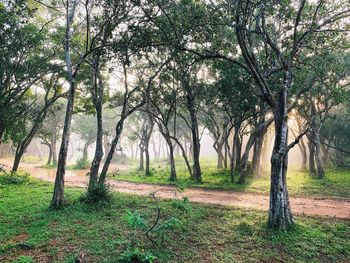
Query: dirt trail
xmin=2 ymin=160 xmax=350 ymax=219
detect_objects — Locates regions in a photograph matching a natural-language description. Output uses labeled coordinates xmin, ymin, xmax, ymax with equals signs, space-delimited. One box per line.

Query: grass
xmin=111 ymin=158 xmax=350 ymax=199
xmin=1 ymin=177 xmax=350 ymax=262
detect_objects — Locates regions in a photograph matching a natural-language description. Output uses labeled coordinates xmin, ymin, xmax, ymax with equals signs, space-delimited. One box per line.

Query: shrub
xmin=73 ymin=157 xmax=90 ymax=169
xmin=79 ymin=182 xmax=113 ymax=205
xmin=119 ymin=247 xmax=157 ymax=263
xmin=0 ymin=171 xmax=29 ymax=186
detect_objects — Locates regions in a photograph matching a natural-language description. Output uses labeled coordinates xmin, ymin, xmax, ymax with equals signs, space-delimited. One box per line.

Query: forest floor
xmin=1 ymin=179 xmax=350 ymax=263
xmin=1 ymin=158 xmax=350 ymax=219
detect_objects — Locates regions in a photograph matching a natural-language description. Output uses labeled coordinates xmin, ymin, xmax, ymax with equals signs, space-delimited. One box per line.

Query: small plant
xmin=12 ymin=256 xmax=36 ymax=263
xmin=0 ymin=171 xmax=29 ymax=186
xmin=172 ymin=197 xmax=192 ymax=213
xmin=119 ymin=247 xmax=157 ymax=263
xmin=73 ymin=157 xmax=90 ymax=169
xmin=79 ymin=182 xmax=113 ymax=205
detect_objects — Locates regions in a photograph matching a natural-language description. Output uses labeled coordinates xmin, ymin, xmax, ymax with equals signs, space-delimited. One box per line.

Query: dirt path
xmin=35 ymin=170 xmax=350 ymax=220
xmin=2 ymin=160 xmax=350 ymax=219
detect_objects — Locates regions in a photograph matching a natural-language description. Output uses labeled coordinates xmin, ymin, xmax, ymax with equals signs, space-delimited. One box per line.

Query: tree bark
xmin=51 ymin=0 xmax=78 ymax=208
xmin=165 ymin=136 xmax=176 ymax=181
xmin=268 ymin=88 xmax=293 ymax=230
xmin=88 ymin=71 xmax=104 ymax=191
xmin=139 ymin=146 xmax=144 ymax=171
xmin=47 ymin=145 xmax=53 ymax=165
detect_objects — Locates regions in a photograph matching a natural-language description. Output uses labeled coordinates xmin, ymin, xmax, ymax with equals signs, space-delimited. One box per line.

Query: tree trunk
xmin=252 ymin=127 xmax=265 ymax=177
xmin=268 ymin=88 xmax=293 ymax=230
xmin=170 ymin=135 xmax=193 ymax=178
xmin=145 ymin=145 xmax=150 ymax=175
xmin=216 ymin=142 xmax=224 ymax=169
xmin=308 ymin=140 xmax=316 ymax=176
xmin=238 ymin=132 xmax=255 ymax=184
xmin=52 ymin=139 xmax=57 ymax=165
xmin=51 ymin=82 xmax=75 ymax=208
xmin=224 ymin=141 xmax=228 ymax=169
xmin=88 ymin=78 xmax=104 ymax=191
xmin=12 ymin=144 xmax=25 ymax=172
xmin=47 ymin=145 xmax=53 ymax=165
xmin=98 ymin=120 xmax=125 ymax=186
xmin=230 ymin=122 xmax=241 ymax=181
xmin=299 ymin=138 xmax=307 ymax=171
xmin=139 ymin=147 xmax=144 ymax=171
xmin=51 ymin=2 xmax=78 ymax=209
xmin=165 ymin=137 xmax=176 ymax=181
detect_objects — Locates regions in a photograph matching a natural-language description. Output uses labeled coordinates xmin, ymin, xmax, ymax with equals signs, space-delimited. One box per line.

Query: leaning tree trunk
xmin=238 ymin=132 xmax=256 ymax=184
xmin=268 ymin=88 xmax=294 ymax=230
xmin=12 ymin=144 xmax=25 ymax=172
xmin=170 ymin=135 xmax=193 ymax=178
xmin=51 ymin=82 xmax=75 ymax=208
xmin=98 ymin=119 xmax=125 ymax=186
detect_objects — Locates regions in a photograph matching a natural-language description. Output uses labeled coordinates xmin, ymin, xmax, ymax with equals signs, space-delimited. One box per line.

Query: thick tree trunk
xmin=268 ymin=89 xmax=293 ymax=230
xmin=12 ymin=145 xmax=25 ymax=172
xmin=51 ymin=82 xmax=75 ymax=208
xmin=216 ymin=142 xmax=224 ymax=169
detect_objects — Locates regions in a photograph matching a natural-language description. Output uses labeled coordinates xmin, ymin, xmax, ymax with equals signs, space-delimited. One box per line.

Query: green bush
xmin=0 ymin=171 xmax=29 ymax=186
xmin=73 ymin=157 xmax=90 ymax=169
xmin=79 ymin=182 xmax=113 ymax=205
xmin=119 ymin=247 xmax=157 ymax=263
xmin=12 ymin=256 xmax=36 ymax=263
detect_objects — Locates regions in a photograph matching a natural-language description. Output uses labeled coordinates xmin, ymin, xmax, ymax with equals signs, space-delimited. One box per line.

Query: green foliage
xmin=119 ymin=247 xmax=157 ymax=263
xmin=0 ymin=171 xmax=29 ymax=186
xmin=1 ymin=181 xmax=350 ymax=262
xmin=172 ymin=197 xmax=192 ymax=213
xmin=12 ymin=256 xmax=36 ymax=263
xmin=114 ymin=159 xmax=350 ymax=199
xmin=73 ymin=157 xmax=90 ymax=170
xmin=80 ymin=183 xmax=113 ymax=205
xmin=125 ymin=210 xmax=148 ymax=230
xmin=22 ymin=155 xmax=44 ymax=164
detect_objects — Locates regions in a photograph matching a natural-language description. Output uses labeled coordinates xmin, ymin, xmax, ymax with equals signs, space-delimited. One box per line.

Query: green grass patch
xmin=0 ymin=179 xmax=349 ymax=262
xmin=112 ymin=158 xmax=350 ymax=199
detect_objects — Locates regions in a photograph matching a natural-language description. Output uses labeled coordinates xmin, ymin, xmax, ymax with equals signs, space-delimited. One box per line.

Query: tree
xmin=5 ymin=75 xmax=65 ymax=171
xmin=0 ymin=0 xmax=54 ymax=143
xmin=38 ymin=102 xmax=66 ymax=166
